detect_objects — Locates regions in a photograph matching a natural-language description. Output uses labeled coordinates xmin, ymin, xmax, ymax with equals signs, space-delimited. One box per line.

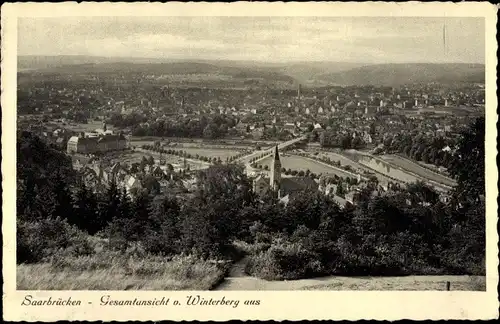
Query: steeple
xmin=270 ymin=145 xmax=281 ymax=193
xmin=273 ymin=145 xmax=280 ymax=161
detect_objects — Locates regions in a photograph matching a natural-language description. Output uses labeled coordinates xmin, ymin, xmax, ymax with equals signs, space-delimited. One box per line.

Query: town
xmin=15 ymin=16 xmax=486 ymax=292
xmin=18 ymin=67 xmax=484 ymax=208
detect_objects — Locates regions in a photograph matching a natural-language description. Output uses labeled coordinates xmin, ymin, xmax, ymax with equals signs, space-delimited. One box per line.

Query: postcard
xmin=2 ymin=1 xmax=498 ymax=321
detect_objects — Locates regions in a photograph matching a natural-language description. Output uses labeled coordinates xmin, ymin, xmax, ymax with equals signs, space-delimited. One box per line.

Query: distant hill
xmin=18 ymin=55 xmax=167 ymax=71
xmin=18 ymin=57 xmax=296 ymax=85
xmin=317 ymin=63 xmax=485 ymax=86
xmin=18 ymin=56 xmax=485 ymax=87
xmin=17 ymin=56 xmax=360 ymax=82
xmin=272 ymin=62 xmax=367 ymax=85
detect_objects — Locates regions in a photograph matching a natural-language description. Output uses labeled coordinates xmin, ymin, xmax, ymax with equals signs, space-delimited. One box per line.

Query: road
xmin=214 ymin=258 xmax=486 ymax=291
xmin=235 ymin=135 xmax=308 ymax=166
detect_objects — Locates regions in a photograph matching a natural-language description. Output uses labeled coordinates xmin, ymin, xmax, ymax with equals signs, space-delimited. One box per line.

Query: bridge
xmin=234 ymin=135 xmax=308 ymax=166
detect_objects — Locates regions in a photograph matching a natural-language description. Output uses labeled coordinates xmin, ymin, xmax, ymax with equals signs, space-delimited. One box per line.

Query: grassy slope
xmin=17 ymin=253 xmax=227 ymax=290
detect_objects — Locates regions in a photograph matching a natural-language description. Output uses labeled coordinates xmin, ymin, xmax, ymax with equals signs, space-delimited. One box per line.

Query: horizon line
xmin=17 ymin=54 xmax=485 ymax=66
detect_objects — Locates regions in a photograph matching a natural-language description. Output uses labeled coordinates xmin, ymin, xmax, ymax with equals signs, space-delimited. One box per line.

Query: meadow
xmin=17 ymin=252 xmax=227 ymax=290
xmin=258 ymin=154 xmax=355 ymax=178
xmin=17 ymin=229 xmax=230 ymax=291
xmin=174 ymin=147 xmax=242 ymax=160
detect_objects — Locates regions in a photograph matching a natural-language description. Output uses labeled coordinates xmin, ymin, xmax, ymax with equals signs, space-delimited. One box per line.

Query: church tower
xmin=270 ymin=145 xmax=282 ymax=192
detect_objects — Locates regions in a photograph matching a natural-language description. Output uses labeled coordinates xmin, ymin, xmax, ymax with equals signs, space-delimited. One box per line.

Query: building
xmin=67 ymin=132 xmax=127 ymax=154
xmin=269 ymin=146 xmax=281 ymax=192
xmin=252 ymin=146 xmax=319 ymax=199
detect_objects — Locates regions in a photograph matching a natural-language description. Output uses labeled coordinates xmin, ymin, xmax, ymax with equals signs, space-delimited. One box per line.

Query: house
xmin=332 ymin=195 xmax=349 ymax=208
xmin=125 ymin=175 xmax=142 ymax=195
xmin=151 ymin=165 xmax=166 ymax=178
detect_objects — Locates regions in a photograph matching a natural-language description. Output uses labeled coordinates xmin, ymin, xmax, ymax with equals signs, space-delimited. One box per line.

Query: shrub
xmin=17 ymin=218 xmax=94 ymax=264
xmin=246 ymin=238 xmax=323 ymax=280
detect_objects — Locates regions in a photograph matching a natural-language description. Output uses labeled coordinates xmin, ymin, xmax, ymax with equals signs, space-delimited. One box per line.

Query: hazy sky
xmin=18 ymin=17 xmax=485 ymax=63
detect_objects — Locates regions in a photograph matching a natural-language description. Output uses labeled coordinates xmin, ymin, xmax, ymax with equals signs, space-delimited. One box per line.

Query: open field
xmin=380 ymin=155 xmax=456 ymax=187
xmin=172 ymin=147 xmax=242 ymax=159
xmin=311 ymin=150 xmax=366 ymax=169
xmin=216 ymin=274 xmax=486 ymax=291
xmin=129 ymin=136 xmax=279 ymax=147
xmin=129 ymin=141 xmax=249 ymax=159
xmin=258 ymin=154 xmax=356 ymax=178
xmin=50 ymin=120 xmax=109 ymax=133
xmin=17 ymin=254 xmax=227 ymax=291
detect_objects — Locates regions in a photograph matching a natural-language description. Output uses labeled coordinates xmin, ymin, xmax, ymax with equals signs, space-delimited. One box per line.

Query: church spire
xmin=270 ymin=145 xmax=282 ymax=193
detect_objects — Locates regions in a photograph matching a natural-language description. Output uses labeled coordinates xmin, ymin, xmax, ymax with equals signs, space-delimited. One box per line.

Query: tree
xmin=181 ymin=164 xmax=255 ymax=257
xmin=140 ymin=156 xmax=148 ymax=171
xmin=97 ymin=180 xmax=121 ymax=231
xmin=335 ymin=183 xmax=345 ymax=197
xmin=144 ymin=195 xmax=181 ymax=255
xmin=142 ymin=175 xmax=161 ymax=195
xmin=449 ymin=117 xmax=484 ymax=202
xmin=130 ymin=163 xmax=139 ymax=173
xmin=341 ymin=135 xmax=352 ymax=149
xmin=406 ymin=181 xmax=439 ymax=205
xmin=203 ymin=124 xmax=217 ymax=139
xmin=52 ymin=171 xmax=75 ymax=221
xmin=285 ymin=191 xmax=342 ymax=233
xmin=352 ymin=136 xmax=364 ymax=149
xmin=72 ymin=181 xmax=99 ymax=234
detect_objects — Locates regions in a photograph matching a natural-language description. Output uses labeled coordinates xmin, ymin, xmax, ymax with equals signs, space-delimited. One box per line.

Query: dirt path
xmin=215 ymin=260 xmax=486 ymax=291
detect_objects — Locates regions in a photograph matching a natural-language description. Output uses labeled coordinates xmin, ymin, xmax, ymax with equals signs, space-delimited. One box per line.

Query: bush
xmin=246 ymin=238 xmax=323 ymax=280
xmin=17 ymin=217 xmax=94 ymax=264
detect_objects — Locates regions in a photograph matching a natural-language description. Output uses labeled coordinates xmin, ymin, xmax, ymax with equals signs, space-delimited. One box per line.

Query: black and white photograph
xmin=12 ymin=11 xmax=490 ymax=293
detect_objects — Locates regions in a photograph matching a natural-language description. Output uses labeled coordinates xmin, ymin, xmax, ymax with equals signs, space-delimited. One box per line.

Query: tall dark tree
xmin=449 ymin=117 xmax=485 ymax=202
xmin=72 ymin=181 xmax=99 ymax=234
xmin=98 ymin=180 xmax=121 ymax=231
xmin=52 ymin=171 xmax=75 ymax=221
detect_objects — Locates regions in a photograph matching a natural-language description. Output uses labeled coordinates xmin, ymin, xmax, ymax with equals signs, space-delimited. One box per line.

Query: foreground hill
xmin=317 ymin=63 xmax=485 ymax=86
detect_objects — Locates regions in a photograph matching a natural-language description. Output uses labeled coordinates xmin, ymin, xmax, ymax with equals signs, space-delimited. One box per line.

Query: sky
xmin=18 ymin=17 xmax=485 ymax=64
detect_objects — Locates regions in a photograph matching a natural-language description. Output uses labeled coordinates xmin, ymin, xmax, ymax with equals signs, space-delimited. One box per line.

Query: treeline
xmin=381 ymin=131 xmax=457 ymax=169
xmin=140 ymin=144 xmax=250 ymax=164
xmin=17 ymin=118 xmax=485 ymax=279
xmin=319 ymin=131 xmax=367 ymax=149
xmin=109 ymin=113 xmax=239 ymax=140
